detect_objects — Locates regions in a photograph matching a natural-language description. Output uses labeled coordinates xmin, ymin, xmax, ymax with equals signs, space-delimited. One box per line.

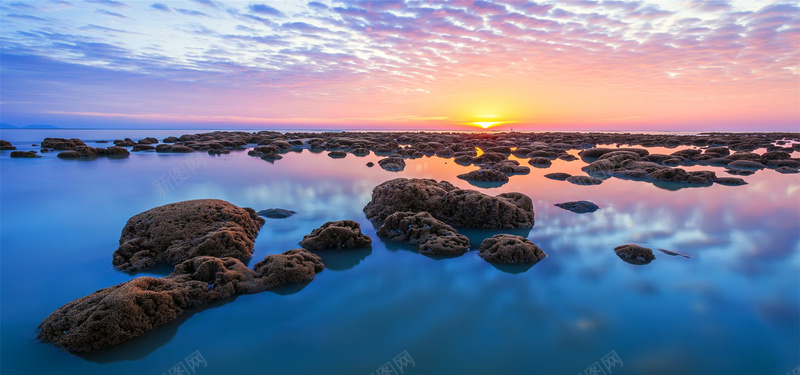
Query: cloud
xmin=248 ymin=4 xmax=284 ymax=17
xmin=191 ymin=0 xmax=218 ymax=8
xmin=150 ymin=3 xmax=171 ymax=12
xmin=176 ymin=8 xmax=208 ymax=17
xmin=85 ymin=0 xmax=129 ymax=8
xmin=95 ymin=9 xmax=127 ymax=18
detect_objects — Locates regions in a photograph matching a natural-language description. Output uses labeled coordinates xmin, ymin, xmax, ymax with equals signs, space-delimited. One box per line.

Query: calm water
xmin=1 ymin=130 xmax=798 ymax=375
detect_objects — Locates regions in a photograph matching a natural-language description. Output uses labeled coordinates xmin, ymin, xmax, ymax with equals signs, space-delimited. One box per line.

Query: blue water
xmin=1 ymin=130 xmax=798 ymax=375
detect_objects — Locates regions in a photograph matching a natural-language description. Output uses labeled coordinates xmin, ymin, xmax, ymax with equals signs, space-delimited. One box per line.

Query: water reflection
xmin=310 ymin=247 xmax=372 ymax=271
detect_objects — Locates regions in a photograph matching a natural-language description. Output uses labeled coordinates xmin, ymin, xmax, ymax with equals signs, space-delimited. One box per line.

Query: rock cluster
xmin=38 ymin=250 xmax=323 ymax=352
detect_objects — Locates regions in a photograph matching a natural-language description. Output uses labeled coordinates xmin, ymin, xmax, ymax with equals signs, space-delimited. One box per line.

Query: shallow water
xmin=1 ymin=130 xmax=798 ymax=375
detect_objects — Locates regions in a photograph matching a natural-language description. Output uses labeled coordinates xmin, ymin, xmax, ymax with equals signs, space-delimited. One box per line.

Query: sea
xmin=1 ymin=128 xmax=798 ymax=375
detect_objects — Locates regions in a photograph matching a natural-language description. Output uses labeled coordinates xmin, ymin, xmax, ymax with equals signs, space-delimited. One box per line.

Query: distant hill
xmin=0 ymin=123 xmax=60 ymax=129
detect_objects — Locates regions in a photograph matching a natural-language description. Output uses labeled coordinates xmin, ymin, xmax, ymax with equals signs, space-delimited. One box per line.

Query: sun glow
xmin=473 ymin=121 xmax=502 ymax=129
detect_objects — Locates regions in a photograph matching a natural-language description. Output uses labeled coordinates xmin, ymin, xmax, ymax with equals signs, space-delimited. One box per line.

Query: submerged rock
xmin=377 ymin=211 xmax=470 ymax=256
xmin=478 ymin=234 xmax=546 ymax=264
xmin=38 ymin=250 xmax=323 ymax=352
xmin=614 ymin=244 xmax=655 ymax=265
xmin=258 ymin=208 xmax=297 ymax=219
xmin=112 ymin=199 xmax=265 ymax=272
xmin=299 ymin=220 xmax=372 ymax=250
xmin=554 ymin=201 xmax=599 ymax=214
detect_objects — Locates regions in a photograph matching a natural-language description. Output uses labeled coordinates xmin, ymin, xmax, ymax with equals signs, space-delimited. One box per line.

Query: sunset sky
xmin=1 ymin=0 xmax=798 ymax=131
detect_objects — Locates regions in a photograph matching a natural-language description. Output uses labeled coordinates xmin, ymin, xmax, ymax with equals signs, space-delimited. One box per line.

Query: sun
xmin=469 ymin=115 xmax=508 ymax=129
xmin=473 ymin=121 xmax=502 ymax=129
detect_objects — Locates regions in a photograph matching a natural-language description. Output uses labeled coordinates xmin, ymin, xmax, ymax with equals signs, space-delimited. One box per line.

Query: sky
xmin=0 ymin=0 xmax=798 ymax=131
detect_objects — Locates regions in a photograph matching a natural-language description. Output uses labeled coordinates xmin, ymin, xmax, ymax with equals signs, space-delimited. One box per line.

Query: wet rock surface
xmin=377 ymin=211 xmax=470 ymax=256
xmin=112 ymin=199 xmax=265 ymax=272
xmin=363 ymin=178 xmax=535 ymax=229
xmin=478 ymin=234 xmax=546 ymax=264
xmin=38 ymin=250 xmax=323 ymax=352
xmin=299 ymin=220 xmax=372 ymax=250
xmin=258 ymin=208 xmax=297 ymax=219
xmin=614 ymin=244 xmax=655 ymax=265
xmin=555 ymin=201 xmax=599 ymax=214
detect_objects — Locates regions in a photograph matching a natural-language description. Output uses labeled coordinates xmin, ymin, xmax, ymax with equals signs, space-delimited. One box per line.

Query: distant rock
xmin=478 ymin=234 xmax=546 ymax=264
xmin=132 ymin=144 xmax=156 ymax=151
xmin=714 ymin=177 xmax=747 ymax=186
xmin=38 ymin=250 xmax=323 ymax=352
xmin=328 ymin=150 xmax=347 ymax=158
xmin=299 ymin=220 xmax=372 ymax=250
xmin=614 ymin=244 xmax=655 ymax=265
xmin=137 ymin=137 xmax=159 ymax=145
xmin=155 ymin=144 xmax=194 ymax=153
xmin=10 ymin=151 xmax=40 ymax=158
xmin=554 ymin=200 xmax=599 ymax=213
xmin=0 ymin=140 xmax=16 ymax=150
xmin=258 ymin=208 xmax=297 ymax=219
xmin=162 ymin=136 xmax=179 ymax=143
xmin=776 ymin=166 xmax=799 ymax=174
xmin=544 ymin=172 xmax=571 ymax=181
xmin=112 ymin=199 xmax=265 ymax=272
xmin=377 ymin=211 xmax=470 ymax=256
xmin=366 ymin=162 xmax=374 ymax=167
xmin=457 ymin=169 xmax=509 ymax=182
xmin=527 ymin=157 xmax=552 ymax=168
xmin=566 ymin=175 xmax=603 ymax=185
xmin=726 ymin=160 xmax=765 ymax=170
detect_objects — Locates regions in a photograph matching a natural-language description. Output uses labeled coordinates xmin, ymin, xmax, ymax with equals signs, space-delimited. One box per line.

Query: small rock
xmin=299 ymin=220 xmax=372 ymax=250
xmin=614 ymin=244 xmax=655 ymax=265
xmin=554 ymin=201 xmax=599 ymax=213
xmin=258 ymin=208 xmax=297 ymax=219
xmin=478 ymin=234 xmax=546 ymax=264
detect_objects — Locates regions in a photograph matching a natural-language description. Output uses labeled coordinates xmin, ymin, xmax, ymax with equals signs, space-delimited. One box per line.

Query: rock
xmin=528 ymin=157 xmax=552 ymax=167
xmin=725 ymin=152 xmax=763 ymax=162
xmin=363 ymin=178 xmax=534 ymax=229
xmin=38 ymin=250 xmax=323 ymax=352
xmin=726 ymin=160 xmax=765 ymax=170
xmin=208 ymin=149 xmax=230 ymax=155
xmin=544 ymin=172 xmax=571 ymax=181
xmin=0 ymin=140 xmax=16 ymax=150
xmin=155 ymin=144 xmax=194 ymax=153
xmin=132 ymin=144 xmax=156 ymax=151
xmin=42 ymin=138 xmax=86 ymax=150
xmin=554 ymin=200 xmax=599 ymax=213
xmin=366 ymin=162 xmax=374 ymax=167
xmin=614 ymin=244 xmax=655 ymax=265
xmin=162 ymin=136 xmax=179 ymax=143
xmin=579 ymin=147 xmax=649 ymax=158
xmin=363 ymin=178 xmax=456 ymax=221
xmin=776 ymin=166 xmax=799 ymax=174
xmin=714 ymin=177 xmax=747 ymax=186
xmin=378 ymin=157 xmax=406 ymax=171
xmin=328 ymin=150 xmax=347 ymax=158
xmin=258 ymin=208 xmax=297 ymax=219
xmin=457 ymin=169 xmax=509 ymax=182
xmin=352 ymin=148 xmax=370 ymax=156
xmin=299 ymin=220 xmax=372 ymax=250
xmin=566 ymin=176 xmax=603 ymax=185
xmin=478 ymin=234 xmax=546 ymax=264
xmin=377 ymin=211 xmax=470 ymax=256
xmin=9 ymin=151 xmax=39 ymax=158
xmin=137 ymin=137 xmax=159 ymax=145
xmin=646 ymin=168 xmax=715 ymax=185
xmin=112 ymin=199 xmax=265 ymax=272
xmin=491 ymin=161 xmax=530 ymax=174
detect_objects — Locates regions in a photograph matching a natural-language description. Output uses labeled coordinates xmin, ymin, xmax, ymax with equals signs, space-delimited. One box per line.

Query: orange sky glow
xmin=1 ymin=0 xmax=798 ymax=131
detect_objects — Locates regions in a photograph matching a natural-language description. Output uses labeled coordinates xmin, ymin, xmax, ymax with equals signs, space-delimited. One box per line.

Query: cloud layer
xmin=1 ymin=0 xmax=798 ymax=129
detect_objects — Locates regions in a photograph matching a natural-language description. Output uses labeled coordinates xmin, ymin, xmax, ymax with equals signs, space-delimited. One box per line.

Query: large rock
xmin=112 ymin=199 xmax=265 ymax=272
xmin=299 ymin=220 xmax=372 ymax=250
xmin=38 ymin=250 xmax=323 ymax=352
xmin=10 ymin=151 xmax=40 ymax=158
xmin=0 ymin=140 xmax=16 ymax=150
xmin=363 ymin=178 xmax=534 ymax=229
xmin=478 ymin=234 xmax=546 ymax=264
xmin=377 ymin=211 xmax=470 ymax=256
